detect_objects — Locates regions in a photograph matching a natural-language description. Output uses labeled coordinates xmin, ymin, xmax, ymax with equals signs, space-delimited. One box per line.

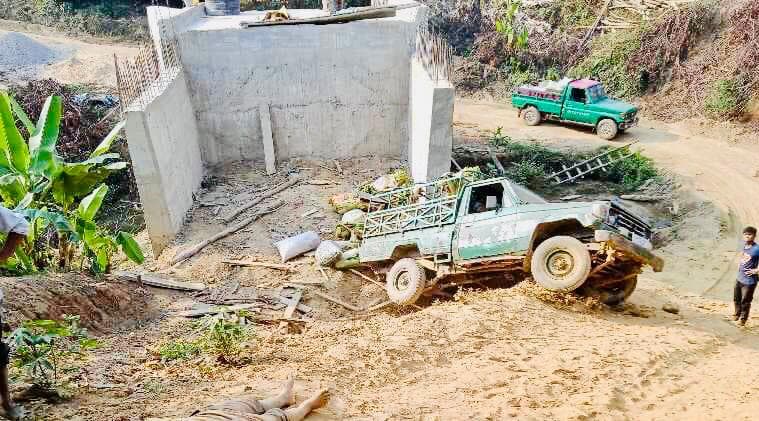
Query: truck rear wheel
xmin=577 ymin=276 xmax=637 ymax=306
xmin=386 ymin=258 xmax=427 ymax=306
xmin=596 ymin=118 xmax=619 ymax=140
xmin=523 ymin=106 xmax=541 ymax=126
xmin=530 ymin=236 xmax=591 ymax=291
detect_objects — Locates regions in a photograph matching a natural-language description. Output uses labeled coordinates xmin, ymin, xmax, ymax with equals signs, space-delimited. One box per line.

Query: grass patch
xmin=487 ymin=131 xmax=657 ymax=193
xmin=704 ymin=79 xmax=744 ymax=118
xmin=569 ymin=27 xmax=645 ymax=98
xmin=157 ymin=340 xmax=201 ymax=362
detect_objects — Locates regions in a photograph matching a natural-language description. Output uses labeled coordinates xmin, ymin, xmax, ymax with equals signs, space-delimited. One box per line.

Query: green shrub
xmin=704 ymin=79 xmax=744 ymax=118
xmin=569 ymin=27 xmax=645 ymax=98
xmin=157 ymin=340 xmax=200 ymax=362
xmin=9 ymin=315 xmax=98 ymax=395
xmin=504 ymin=161 xmax=546 ymax=187
xmin=488 ymin=127 xmax=513 ymax=148
xmin=606 ymin=151 xmax=657 ymax=191
xmin=200 ymin=319 xmax=251 ymax=364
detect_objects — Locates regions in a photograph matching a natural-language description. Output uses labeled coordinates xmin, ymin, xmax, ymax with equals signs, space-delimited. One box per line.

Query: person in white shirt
xmin=0 ymin=205 xmax=28 ymax=420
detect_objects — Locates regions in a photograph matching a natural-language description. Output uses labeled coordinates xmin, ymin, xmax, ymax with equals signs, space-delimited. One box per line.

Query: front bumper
xmin=619 ymin=117 xmax=639 ymax=130
xmin=595 ymin=230 xmax=664 ymax=272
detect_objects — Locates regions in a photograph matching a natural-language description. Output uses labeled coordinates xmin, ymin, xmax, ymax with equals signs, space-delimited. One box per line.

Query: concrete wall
xmin=177 ymin=8 xmax=424 ymax=165
xmin=125 ymin=71 xmax=204 ymax=255
xmin=408 ymin=59 xmax=454 ymax=182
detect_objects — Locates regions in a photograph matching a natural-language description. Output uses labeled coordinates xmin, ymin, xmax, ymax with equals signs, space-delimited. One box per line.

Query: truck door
xmin=453 ymin=181 xmax=520 ymax=261
xmin=562 ymin=88 xmax=593 ymax=124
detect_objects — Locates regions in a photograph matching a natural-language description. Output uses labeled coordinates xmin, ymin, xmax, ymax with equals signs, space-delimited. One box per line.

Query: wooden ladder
xmin=547 ymin=141 xmax=639 ymax=185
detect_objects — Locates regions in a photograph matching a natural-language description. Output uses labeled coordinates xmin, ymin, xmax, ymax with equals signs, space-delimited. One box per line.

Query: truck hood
xmin=587 ymin=98 xmax=637 ymax=114
xmin=518 ymin=201 xmax=603 ymax=227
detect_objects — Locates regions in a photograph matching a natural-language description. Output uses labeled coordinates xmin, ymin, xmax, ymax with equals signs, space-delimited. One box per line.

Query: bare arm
xmin=0 ymin=233 xmax=24 ymax=263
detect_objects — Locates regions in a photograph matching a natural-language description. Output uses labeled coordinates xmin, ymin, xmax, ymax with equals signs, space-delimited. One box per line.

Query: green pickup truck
xmin=511 ymin=78 xmax=639 ymax=140
xmin=359 ymin=175 xmax=663 ymax=306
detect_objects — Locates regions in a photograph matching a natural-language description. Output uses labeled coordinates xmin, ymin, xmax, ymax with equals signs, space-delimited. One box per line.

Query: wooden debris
xmin=177 ymin=303 xmax=259 ymax=318
xmin=317 ymin=266 xmax=331 ymax=283
xmin=260 ymin=103 xmax=276 ymax=175
xmin=310 ymin=289 xmax=362 ymax=312
xmin=334 ymin=160 xmax=343 ymax=174
xmin=279 ymin=289 xmax=303 ymax=332
xmin=307 ymin=180 xmax=332 ymax=186
xmin=224 ymin=178 xmax=298 ymax=223
xmin=223 ymin=260 xmax=294 ymax=272
xmin=365 ymin=300 xmax=391 ymax=312
xmin=301 ymin=208 xmax=319 ymax=217
xmin=172 ymin=200 xmax=284 ymax=265
xmin=349 ymin=269 xmax=385 ymax=288
xmin=113 ymin=271 xmax=207 ymax=291
xmin=278 ymin=295 xmax=313 ymax=313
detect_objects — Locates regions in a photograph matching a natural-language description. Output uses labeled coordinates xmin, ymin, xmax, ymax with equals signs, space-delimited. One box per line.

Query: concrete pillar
xmin=409 ymin=59 xmax=454 ymax=182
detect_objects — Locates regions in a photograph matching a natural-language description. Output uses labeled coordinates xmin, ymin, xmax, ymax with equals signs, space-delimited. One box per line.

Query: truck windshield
xmin=511 ymin=183 xmax=547 ymax=204
xmin=587 ymin=85 xmax=607 ymax=103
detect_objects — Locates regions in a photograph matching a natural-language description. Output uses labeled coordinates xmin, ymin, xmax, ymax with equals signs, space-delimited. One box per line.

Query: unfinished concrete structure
xmin=123 ymin=2 xmax=455 ymax=255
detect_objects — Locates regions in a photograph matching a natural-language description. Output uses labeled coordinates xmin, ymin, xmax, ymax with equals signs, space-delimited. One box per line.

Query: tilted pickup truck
xmin=359 ymin=175 xmax=663 ymax=306
xmin=511 ymin=78 xmax=639 ymax=140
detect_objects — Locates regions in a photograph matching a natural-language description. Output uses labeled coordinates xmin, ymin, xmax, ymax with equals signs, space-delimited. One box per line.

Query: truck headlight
xmin=591 ymin=203 xmax=610 ymax=220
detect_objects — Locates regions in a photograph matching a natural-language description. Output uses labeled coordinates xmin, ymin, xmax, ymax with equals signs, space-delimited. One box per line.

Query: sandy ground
xmin=20 ymin=102 xmax=759 ymax=421
xmin=0 ymin=22 xmax=138 ymax=88
xmin=5 ymin=21 xmax=759 ymax=419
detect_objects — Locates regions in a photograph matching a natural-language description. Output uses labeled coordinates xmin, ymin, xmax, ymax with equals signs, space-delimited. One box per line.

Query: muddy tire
xmin=530 ymin=236 xmax=591 ymax=291
xmin=577 ymin=276 xmax=637 ymax=306
xmin=523 ymin=106 xmax=541 ymax=126
xmin=596 ymin=118 xmax=619 ymax=140
xmin=386 ymin=258 xmax=427 ymax=306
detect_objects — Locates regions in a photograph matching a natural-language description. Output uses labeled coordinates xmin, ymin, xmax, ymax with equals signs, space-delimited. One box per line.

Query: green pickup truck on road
xmin=359 ymin=175 xmax=663 ymax=306
xmin=511 ymin=78 xmax=639 ymax=140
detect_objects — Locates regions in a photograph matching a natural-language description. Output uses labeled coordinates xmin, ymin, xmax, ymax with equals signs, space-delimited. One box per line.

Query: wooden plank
xmin=278 ymin=295 xmax=313 ymax=313
xmin=240 ymin=7 xmax=396 ymax=27
xmin=279 ymin=289 xmax=303 ymax=332
xmin=223 ymin=178 xmax=298 ymax=223
xmin=349 ymin=269 xmax=385 ymax=288
xmin=310 ymin=289 xmax=361 ymax=312
xmin=260 ymin=103 xmax=276 ymax=175
xmin=113 ymin=271 xmax=207 ymax=291
xmin=223 ymin=260 xmax=294 ymax=272
xmin=176 ymin=303 xmax=259 ymax=318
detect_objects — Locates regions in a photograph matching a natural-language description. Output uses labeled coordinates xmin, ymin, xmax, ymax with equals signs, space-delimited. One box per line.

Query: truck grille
xmin=607 ymin=200 xmax=652 ymax=240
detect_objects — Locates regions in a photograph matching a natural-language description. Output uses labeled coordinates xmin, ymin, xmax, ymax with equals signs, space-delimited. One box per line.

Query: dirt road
xmin=0 ymin=22 xmax=138 ymax=87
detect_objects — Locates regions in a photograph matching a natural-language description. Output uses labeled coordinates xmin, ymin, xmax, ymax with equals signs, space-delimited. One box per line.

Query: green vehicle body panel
xmin=359 ymin=178 xmax=601 ymax=264
xmin=510 ymin=82 xmax=638 ymax=126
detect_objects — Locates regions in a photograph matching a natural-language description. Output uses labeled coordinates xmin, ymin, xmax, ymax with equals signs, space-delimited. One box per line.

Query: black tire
xmin=523 ymin=106 xmax=541 ymax=126
xmin=530 ymin=236 xmax=591 ymax=291
xmin=577 ymin=276 xmax=638 ymax=306
xmin=596 ymin=118 xmax=619 ymax=140
xmin=386 ymin=258 xmax=427 ymax=306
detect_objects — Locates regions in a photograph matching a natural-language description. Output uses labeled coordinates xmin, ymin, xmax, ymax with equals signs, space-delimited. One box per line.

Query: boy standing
xmin=735 ymin=226 xmax=759 ymax=326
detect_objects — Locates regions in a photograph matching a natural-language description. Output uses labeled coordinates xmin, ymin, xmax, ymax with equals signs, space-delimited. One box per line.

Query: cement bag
xmin=315 ymin=240 xmax=342 ymax=267
xmin=275 ymin=231 xmax=320 ymax=262
xmin=341 ymin=209 xmax=366 ymax=226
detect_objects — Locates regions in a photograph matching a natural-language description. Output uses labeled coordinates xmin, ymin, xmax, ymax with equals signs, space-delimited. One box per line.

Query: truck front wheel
xmin=523 ymin=106 xmax=541 ymax=126
xmin=577 ymin=276 xmax=637 ymax=306
xmin=386 ymin=258 xmax=428 ymax=306
xmin=530 ymin=236 xmax=591 ymax=291
xmin=596 ymin=118 xmax=619 ymax=140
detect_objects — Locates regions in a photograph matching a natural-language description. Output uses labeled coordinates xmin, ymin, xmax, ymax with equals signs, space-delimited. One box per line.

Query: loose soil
xmin=4 ymin=25 xmax=759 ymax=421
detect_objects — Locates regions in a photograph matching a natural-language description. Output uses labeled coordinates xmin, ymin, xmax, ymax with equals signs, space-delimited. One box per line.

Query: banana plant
xmin=0 ymin=91 xmax=144 ymax=273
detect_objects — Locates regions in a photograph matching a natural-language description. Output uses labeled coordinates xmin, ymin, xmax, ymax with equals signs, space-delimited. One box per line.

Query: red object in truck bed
xmin=515 ymin=85 xmax=562 ymax=101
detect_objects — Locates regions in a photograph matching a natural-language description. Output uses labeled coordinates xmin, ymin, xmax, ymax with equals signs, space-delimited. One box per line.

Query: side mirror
xmin=485 ymin=196 xmax=499 ymax=211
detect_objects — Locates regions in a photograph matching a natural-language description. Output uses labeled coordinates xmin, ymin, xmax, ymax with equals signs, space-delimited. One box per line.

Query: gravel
xmin=0 ymin=31 xmax=67 ymax=82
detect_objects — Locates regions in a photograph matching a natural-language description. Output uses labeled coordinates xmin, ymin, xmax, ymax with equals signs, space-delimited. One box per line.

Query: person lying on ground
xmin=187 ymin=375 xmax=330 ymax=421
xmin=0 ymin=205 xmax=29 ymax=420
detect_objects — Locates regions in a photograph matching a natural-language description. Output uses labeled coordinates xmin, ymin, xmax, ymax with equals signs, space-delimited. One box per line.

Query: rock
xmin=371 ymin=174 xmax=398 ymax=192
xmin=662 ymin=302 xmax=680 ymax=314
xmin=341 ymin=209 xmax=366 ymax=225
